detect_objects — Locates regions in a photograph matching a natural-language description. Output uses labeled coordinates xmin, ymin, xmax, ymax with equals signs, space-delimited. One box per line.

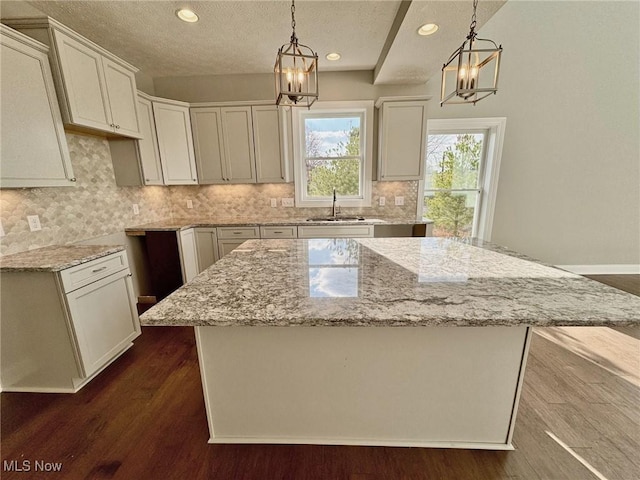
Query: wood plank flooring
xmin=1 ymin=275 xmax=638 ymax=479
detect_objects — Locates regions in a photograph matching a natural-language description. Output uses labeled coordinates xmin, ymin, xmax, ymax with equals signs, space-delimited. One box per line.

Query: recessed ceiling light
xmin=417 ymin=23 xmax=439 ymax=36
xmin=176 ymin=8 xmax=199 ymax=23
xmin=326 ymin=53 xmax=341 ymax=61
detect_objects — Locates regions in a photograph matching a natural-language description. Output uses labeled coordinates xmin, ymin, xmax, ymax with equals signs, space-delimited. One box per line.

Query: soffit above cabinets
xmin=1 ymin=1 xmax=505 ymax=85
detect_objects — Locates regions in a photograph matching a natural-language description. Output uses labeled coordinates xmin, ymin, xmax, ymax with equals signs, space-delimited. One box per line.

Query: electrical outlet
xmin=0 ymin=220 xmax=5 ymax=237
xmin=379 ymin=196 xmax=386 ymax=206
xmin=394 ymin=196 xmax=404 ymax=206
xmin=187 ymin=199 xmax=193 ymax=209
xmin=281 ymin=198 xmax=294 ymax=207
xmin=27 ymin=215 xmax=42 ymax=232
xmin=132 ymin=204 xmax=140 ymax=215
xmin=270 ymin=198 xmax=278 ymax=208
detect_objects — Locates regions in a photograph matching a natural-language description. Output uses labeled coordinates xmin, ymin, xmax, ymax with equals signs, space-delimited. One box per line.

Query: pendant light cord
xmin=290 ymin=0 xmax=298 ymax=45
xmin=467 ymin=0 xmax=478 ymax=40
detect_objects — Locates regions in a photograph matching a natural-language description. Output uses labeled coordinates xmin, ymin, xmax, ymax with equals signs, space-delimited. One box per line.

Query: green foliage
xmin=307 ymin=125 xmax=361 ymax=197
xmin=426 ymin=134 xmax=482 ymax=237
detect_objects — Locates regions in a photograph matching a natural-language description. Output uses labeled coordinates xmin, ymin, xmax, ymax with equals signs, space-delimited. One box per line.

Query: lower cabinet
xmin=0 ymin=250 xmax=140 ymax=393
xmin=195 ymin=227 xmax=219 ymax=272
xmin=217 ymin=226 xmax=260 ymax=259
xmin=178 ymin=228 xmax=199 ymax=283
xmin=297 ymin=225 xmax=374 ymax=239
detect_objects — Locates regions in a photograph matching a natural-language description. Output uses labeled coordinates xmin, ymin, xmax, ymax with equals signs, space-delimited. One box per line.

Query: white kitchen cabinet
xmin=0 ymin=250 xmax=140 ymax=393
xmin=190 ymin=104 xmax=291 ymax=185
xmin=5 ymin=17 xmax=141 ymax=139
xmin=153 ymin=100 xmax=198 ymax=185
xmin=220 ymin=106 xmax=257 ymax=183
xmin=217 ymin=226 xmax=260 ymax=259
xmin=378 ymin=100 xmax=428 ymax=181
xmin=195 ymin=228 xmax=219 ymax=272
xmin=252 ymin=105 xmax=288 ymax=183
xmin=260 ymin=225 xmax=298 ymax=239
xmin=178 ymin=228 xmax=199 ymax=283
xmin=0 ymin=24 xmax=75 ymax=188
xmin=298 ymin=225 xmax=374 ymax=239
xmin=109 ymin=93 xmax=165 ymax=186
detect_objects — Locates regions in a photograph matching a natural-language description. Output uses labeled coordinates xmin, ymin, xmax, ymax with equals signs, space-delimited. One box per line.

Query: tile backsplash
xmin=1 ymin=132 xmax=419 ymax=256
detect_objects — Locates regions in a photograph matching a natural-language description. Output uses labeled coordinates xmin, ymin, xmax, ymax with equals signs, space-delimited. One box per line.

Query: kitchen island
xmin=140 ymin=238 xmax=640 ymax=449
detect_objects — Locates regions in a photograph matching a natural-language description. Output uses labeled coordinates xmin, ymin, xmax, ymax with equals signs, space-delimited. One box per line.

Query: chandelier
xmin=274 ymin=0 xmax=319 ymax=108
xmin=441 ymin=0 xmax=502 ymax=106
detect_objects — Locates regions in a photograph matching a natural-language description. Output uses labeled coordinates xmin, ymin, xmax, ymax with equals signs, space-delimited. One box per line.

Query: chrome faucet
xmin=331 ymin=187 xmax=337 ymax=218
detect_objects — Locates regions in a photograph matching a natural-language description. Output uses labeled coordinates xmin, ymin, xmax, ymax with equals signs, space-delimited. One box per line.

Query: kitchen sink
xmin=306 ymin=216 xmax=365 ymax=222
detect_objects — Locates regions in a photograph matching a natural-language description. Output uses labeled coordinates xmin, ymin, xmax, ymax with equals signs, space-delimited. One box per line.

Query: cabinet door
xmin=191 ymin=107 xmax=227 ymax=184
xmin=0 ymin=26 xmax=75 ymax=188
xmin=220 ymin=106 xmax=256 ymax=183
xmin=52 ymin=29 xmax=112 ymax=131
xmin=252 ymin=105 xmax=286 ymax=183
xmin=195 ymin=228 xmax=219 ymax=272
xmin=179 ymin=228 xmax=199 ymax=283
xmin=137 ymin=96 xmax=163 ymax=184
xmin=64 ymin=270 xmax=140 ymax=377
xmin=153 ymin=102 xmax=198 ymax=185
xmin=378 ymin=101 xmax=428 ymax=181
xmin=102 ymin=58 xmax=141 ymax=138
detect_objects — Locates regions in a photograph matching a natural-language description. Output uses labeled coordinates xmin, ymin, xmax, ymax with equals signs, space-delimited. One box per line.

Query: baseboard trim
xmin=556 ymin=264 xmax=640 ymax=275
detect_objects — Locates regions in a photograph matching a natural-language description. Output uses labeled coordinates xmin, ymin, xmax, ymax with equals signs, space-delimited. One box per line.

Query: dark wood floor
xmin=1 ymin=275 xmax=638 ymax=480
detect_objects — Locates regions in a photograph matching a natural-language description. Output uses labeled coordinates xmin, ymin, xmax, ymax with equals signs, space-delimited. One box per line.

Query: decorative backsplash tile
xmin=0 ymin=132 xmax=419 ymax=256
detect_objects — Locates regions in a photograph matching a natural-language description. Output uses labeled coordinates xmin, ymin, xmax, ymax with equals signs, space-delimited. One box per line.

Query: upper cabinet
xmin=4 ymin=17 xmax=141 ymax=139
xmin=377 ymin=99 xmax=429 ymax=181
xmin=0 ymin=24 xmax=75 ymax=188
xmin=153 ymin=99 xmax=198 ymax=185
xmin=191 ymin=104 xmax=291 ymax=185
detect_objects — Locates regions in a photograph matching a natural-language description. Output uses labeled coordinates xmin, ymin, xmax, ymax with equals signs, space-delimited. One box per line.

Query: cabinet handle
xmin=232 ymin=232 xmax=242 ymax=235
xmin=273 ymin=231 xmax=283 ymax=234
xmin=91 ymin=266 xmax=108 ymax=273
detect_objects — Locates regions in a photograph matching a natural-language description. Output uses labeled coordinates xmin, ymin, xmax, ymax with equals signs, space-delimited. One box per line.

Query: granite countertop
xmin=0 ymin=245 xmax=125 ymax=272
xmin=125 ymin=216 xmax=432 ymax=232
xmin=140 ymin=237 xmax=640 ymax=328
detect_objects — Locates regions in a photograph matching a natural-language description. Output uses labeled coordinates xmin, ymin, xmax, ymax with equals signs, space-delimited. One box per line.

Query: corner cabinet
xmin=377 ymin=100 xmax=428 ymax=181
xmin=0 ymin=24 xmax=75 ymax=188
xmin=190 ymin=103 xmax=290 ymax=184
xmin=4 ymin=17 xmax=141 ymax=139
xmin=0 ymin=250 xmax=141 ymax=393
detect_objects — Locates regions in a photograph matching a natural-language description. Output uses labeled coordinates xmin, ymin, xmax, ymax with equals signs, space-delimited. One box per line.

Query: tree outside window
xmin=423 ymin=133 xmax=485 ymax=237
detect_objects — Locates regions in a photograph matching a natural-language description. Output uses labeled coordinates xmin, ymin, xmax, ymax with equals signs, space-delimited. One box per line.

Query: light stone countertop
xmin=140 ymin=237 xmax=640 ymax=328
xmin=125 ymin=216 xmax=431 ymax=232
xmin=0 ymin=245 xmax=125 ymax=272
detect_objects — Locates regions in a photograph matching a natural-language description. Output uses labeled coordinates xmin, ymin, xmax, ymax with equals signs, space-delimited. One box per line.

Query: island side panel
xmin=195 ymin=326 xmax=530 ymax=449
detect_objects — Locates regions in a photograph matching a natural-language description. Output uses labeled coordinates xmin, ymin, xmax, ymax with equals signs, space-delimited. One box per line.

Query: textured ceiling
xmin=1 ymin=0 xmax=506 ymax=84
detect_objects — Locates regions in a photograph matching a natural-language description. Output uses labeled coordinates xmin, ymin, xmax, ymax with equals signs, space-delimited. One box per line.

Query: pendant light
xmin=274 ymin=0 xmax=319 ymax=108
xmin=441 ymin=0 xmax=502 ymax=106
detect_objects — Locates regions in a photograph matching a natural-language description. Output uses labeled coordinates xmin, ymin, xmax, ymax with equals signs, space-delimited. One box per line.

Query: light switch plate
xmin=379 ymin=196 xmax=386 ymax=206
xmin=282 ymin=198 xmax=294 ymax=207
xmin=132 ymin=204 xmax=140 ymax=215
xmin=27 ymin=215 xmax=42 ymax=232
xmin=270 ymin=198 xmax=277 ymax=208
xmin=395 ymin=196 xmax=404 ymax=206
xmin=187 ymin=199 xmax=193 ymax=209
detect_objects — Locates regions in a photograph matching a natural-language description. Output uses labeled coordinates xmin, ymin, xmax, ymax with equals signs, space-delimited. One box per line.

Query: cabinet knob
xmin=69 ymin=177 xmax=77 ymax=182
xmin=115 ymin=125 xmax=121 ymax=129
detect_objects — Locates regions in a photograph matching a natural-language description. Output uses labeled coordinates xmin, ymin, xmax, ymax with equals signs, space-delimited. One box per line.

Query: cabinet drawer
xmin=217 ymin=226 xmax=260 ymax=239
xmin=59 ymin=250 xmax=129 ymax=293
xmin=298 ymin=225 xmax=374 ymax=239
xmin=260 ymin=226 xmax=297 ymax=239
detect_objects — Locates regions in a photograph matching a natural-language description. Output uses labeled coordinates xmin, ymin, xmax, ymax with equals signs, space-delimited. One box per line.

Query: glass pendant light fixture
xmin=274 ymin=0 xmax=318 ymax=108
xmin=441 ymin=0 xmax=502 ymax=106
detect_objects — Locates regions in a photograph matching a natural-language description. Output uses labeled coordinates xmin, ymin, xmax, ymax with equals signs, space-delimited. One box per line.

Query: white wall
xmin=425 ymin=1 xmax=639 ymax=267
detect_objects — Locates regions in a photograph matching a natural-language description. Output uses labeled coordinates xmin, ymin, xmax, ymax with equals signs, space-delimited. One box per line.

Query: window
xmin=418 ymin=118 xmax=506 ymax=240
xmin=292 ymin=101 xmax=373 ymax=207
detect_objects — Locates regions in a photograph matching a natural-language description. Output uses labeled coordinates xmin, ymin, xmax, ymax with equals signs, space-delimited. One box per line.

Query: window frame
xmin=417 ymin=117 xmax=506 ymax=241
xmin=292 ymin=101 xmax=374 ymax=207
